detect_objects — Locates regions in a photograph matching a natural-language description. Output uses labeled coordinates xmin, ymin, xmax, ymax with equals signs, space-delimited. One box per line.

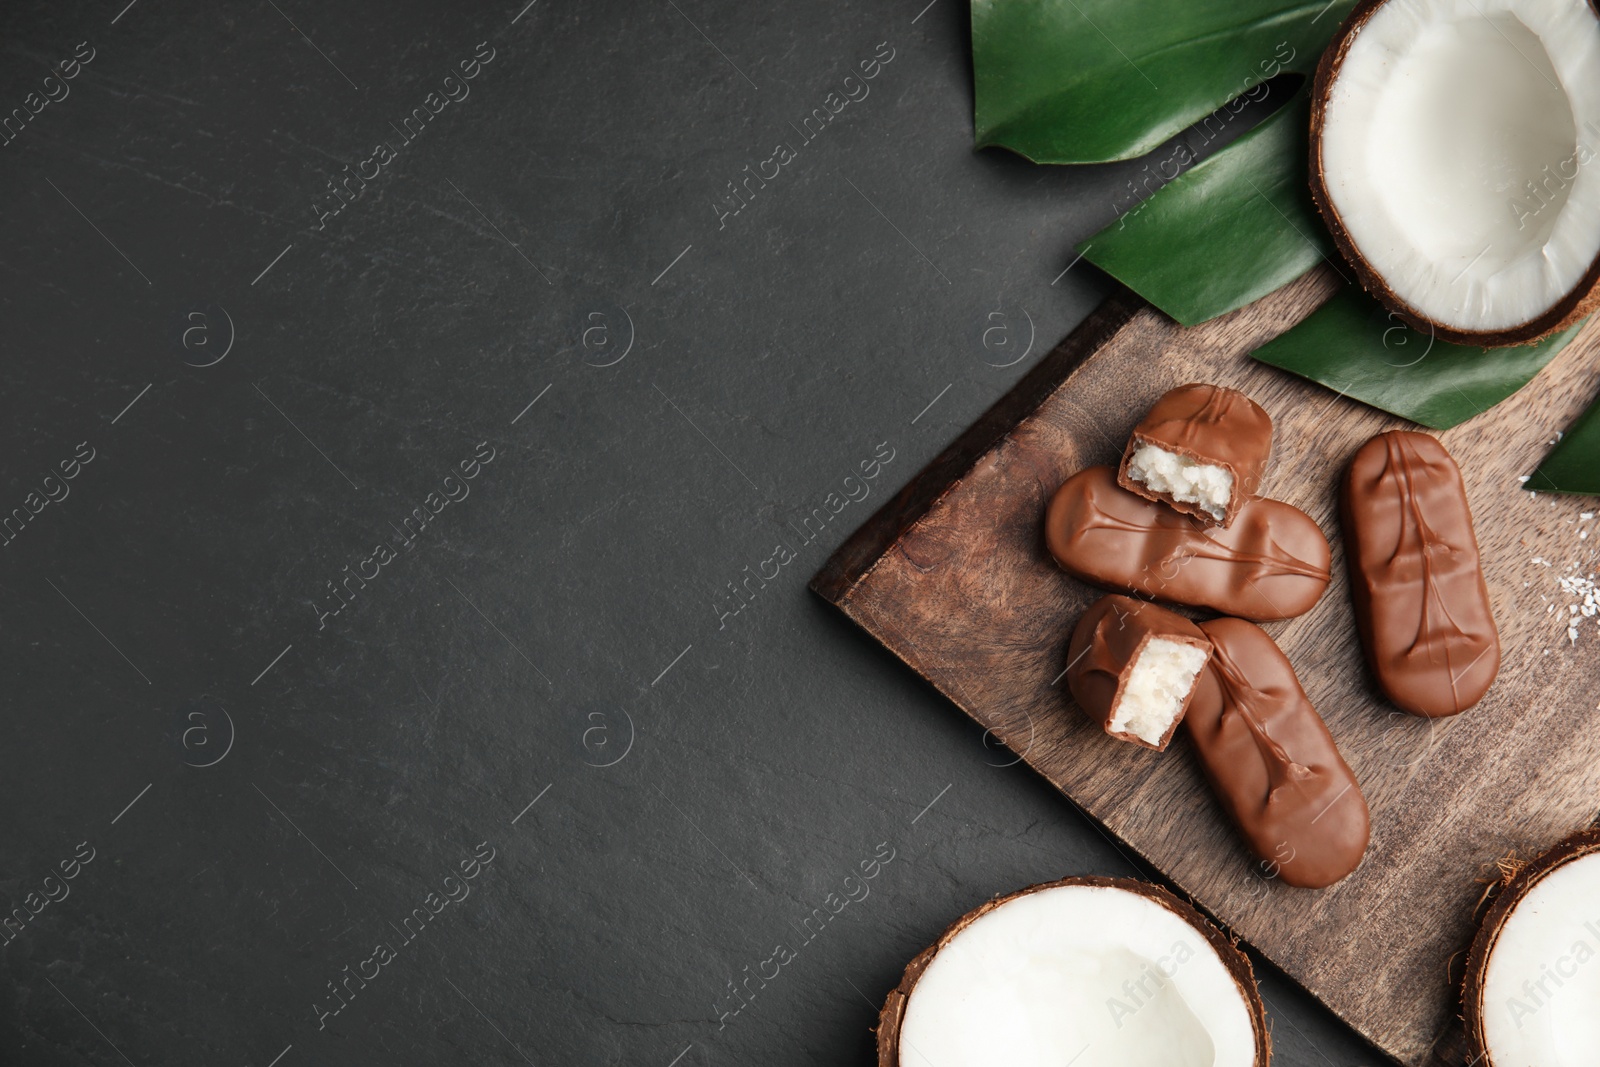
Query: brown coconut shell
xmin=874 ymin=875 xmax=1270 ymax=1066
xmin=1309 ymin=0 xmax=1600 ymax=347
xmin=1462 ymin=827 xmax=1600 ymax=1065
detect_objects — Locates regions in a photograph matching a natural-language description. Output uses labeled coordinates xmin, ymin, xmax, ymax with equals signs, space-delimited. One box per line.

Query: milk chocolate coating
xmin=1045 ymin=466 xmax=1331 ymax=621
xmin=1341 ymin=430 xmax=1499 ymax=718
xmin=1066 ymin=595 xmax=1211 ymax=751
xmin=1186 ymin=618 xmax=1370 ymax=889
xmin=1118 ymin=384 xmax=1273 ymax=527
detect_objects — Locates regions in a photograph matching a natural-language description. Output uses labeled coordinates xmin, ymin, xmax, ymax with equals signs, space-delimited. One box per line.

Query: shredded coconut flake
xmin=1537 ymin=508 xmax=1600 ymax=646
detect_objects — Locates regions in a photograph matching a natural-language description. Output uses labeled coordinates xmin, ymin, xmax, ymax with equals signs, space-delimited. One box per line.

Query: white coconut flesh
xmin=1126 ymin=444 xmax=1233 ymax=522
xmin=1479 ymin=849 xmax=1600 ymax=1065
xmin=897 ymin=884 xmax=1258 ymax=1067
xmin=1319 ymin=0 xmax=1600 ymax=335
xmin=1110 ymin=638 xmax=1210 ymax=747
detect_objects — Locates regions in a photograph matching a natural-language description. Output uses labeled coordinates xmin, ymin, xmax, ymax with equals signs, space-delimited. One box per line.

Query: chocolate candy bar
xmin=1342 ymin=430 xmax=1499 ymax=718
xmin=1118 ymin=384 xmax=1273 ymax=528
xmin=1066 ymin=595 xmax=1212 ymax=751
xmin=1045 ymin=466 xmax=1331 ymax=621
xmin=1186 ymin=617 xmax=1370 ymax=889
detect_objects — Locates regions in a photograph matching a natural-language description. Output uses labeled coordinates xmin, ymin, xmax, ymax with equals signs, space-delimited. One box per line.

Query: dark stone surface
xmin=0 ymin=0 xmax=1380 ymax=1063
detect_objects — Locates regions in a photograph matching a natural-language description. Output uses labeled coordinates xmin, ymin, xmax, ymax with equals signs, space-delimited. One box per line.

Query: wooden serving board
xmin=812 ymin=268 xmax=1600 ymax=1066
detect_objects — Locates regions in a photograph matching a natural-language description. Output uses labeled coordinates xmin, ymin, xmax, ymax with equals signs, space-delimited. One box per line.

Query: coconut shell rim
xmin=873 ymin=874 xmax=1271 ymax=1067
xmin=1308 ymin=0 xmax=1600 ymax=348
xmin=1461 ymin=827 xmax=1600 ymax=1065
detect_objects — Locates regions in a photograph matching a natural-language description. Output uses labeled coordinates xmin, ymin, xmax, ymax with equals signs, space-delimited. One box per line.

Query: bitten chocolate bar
xmin=1342 ymin=430 xmax=1499 ymax=718
xmin=1066 ymin=595 xmax=1212 ymax=751
xmin=1118 ymin=384 xmax=1274 ymax=528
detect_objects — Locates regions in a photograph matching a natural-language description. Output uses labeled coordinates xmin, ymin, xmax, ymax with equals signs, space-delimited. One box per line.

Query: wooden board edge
xmin=806 ymin=269 xmax=1540 ymax=1065
xmin=808 ymin=286 xmax=1147 ymax=606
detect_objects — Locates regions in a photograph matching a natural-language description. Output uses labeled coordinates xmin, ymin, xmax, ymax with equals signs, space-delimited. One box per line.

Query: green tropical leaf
xmin=972 ymin=0 xmax=1600 ymax=473
xmin=1251 ymin=286 xmax=1584 ymax=430
xmin=1078 ymin=95 xmax=1329 ymax=326
xmin=972 ymin=0 xmax=1357 ymax=163
xmin=1530 ymin=395 xmax=1600 ymax=496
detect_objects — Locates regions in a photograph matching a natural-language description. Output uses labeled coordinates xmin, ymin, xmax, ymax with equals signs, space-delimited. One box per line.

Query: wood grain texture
xmin=811 ymin=267 xmax=1600 ymax=1067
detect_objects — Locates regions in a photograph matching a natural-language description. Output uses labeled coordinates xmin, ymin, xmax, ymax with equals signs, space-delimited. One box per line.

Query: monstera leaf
xmin=1077 ymin=95 xmax=1326 ymax=326
xmin=972 ymin=0 xmax=1357 ymax=163
xmin=1252 ymin=287 xmax=1585 ymax=430
xmin=1530 ymin=395 xmax=1600 ymax=496
xmin=971 ymin=0 xmax=1600 ymax=486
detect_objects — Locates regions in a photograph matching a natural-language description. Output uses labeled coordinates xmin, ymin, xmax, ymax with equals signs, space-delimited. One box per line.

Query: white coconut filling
xmin=1320 ymin=0 xmax=1600 ymax=333
xmin=1127 ymin=444 xmax=1234 ymax=521
xmin=1110 ymin=638 xmax=1209 ymax=746
xmin=898 ymin=884 xmax=1258 ymax=1067
xmin=1480 ymin=851 xmax=1600 ymax=1066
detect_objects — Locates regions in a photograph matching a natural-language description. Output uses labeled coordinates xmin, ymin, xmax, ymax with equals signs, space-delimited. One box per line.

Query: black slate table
xmin=0 ymin=1 xmax=1382 ymax=1063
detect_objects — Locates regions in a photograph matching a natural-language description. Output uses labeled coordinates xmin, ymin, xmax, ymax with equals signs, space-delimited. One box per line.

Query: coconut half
xmin=876 ymin=877 xmax=1269 ymax=1067
xmin=1464 ymin=828 xmax=1600 ymax=1066
xmin=1311 ymin=0 xmax=1600 ymax=345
